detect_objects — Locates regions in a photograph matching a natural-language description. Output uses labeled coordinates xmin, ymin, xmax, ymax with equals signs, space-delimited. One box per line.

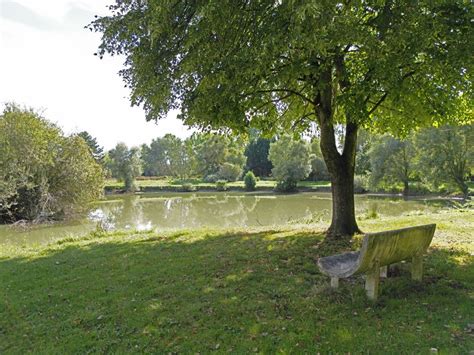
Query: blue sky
xmin=0 ymin=0 xmax=193 ymax=149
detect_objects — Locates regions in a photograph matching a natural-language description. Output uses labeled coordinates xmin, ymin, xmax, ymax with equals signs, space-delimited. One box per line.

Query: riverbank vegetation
xmin=0 ymin=105 xmax=104 ymax=223
xmin=102 ymin=126 xmax=472 ymax=197
xmin=1 ymin=210 xmax=472 ymax=353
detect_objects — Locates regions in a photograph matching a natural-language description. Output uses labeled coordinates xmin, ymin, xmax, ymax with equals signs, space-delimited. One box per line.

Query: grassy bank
xmin=104 ymin=178 xmax=331 ymax=193
xmin=104 ymin=177 xmax=474 ymax=197
xmin=1 ymin=210 xmax=473 ymax=353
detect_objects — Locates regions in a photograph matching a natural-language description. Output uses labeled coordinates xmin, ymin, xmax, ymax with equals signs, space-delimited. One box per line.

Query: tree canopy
xmin=90 ymin=1 xmax=472 ymax=132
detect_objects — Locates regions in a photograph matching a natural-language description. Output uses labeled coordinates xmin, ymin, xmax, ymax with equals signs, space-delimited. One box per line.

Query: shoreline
xmin=104 ymin=184 xmax=468 ymax=200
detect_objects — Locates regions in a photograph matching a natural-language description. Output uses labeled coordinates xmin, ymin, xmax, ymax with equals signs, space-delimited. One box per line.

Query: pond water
xmin=0 ymin=192 xmax=451 ymax=246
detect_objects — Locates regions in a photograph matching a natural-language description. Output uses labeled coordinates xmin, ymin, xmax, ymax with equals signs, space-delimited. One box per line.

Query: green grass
xmin=104 ymin=178 xmax=331 ymax=192
xmin=1 ymin=210 xmax=473 ymax=353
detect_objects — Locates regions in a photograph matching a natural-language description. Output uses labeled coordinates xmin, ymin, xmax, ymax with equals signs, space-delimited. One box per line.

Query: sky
xmin=0 ymin=0 xmax=193 ymax=149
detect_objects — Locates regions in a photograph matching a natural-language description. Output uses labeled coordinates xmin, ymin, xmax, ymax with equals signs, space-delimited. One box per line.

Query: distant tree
xmin=77 ymin=131 xmax=105 ymax=164
xmin=415 ymin=125 xmax=473 ymax=197
xmin=0 ymin=104 xmax=104 ymax=222
xmin=369 ymin=135 xmax=415 ymax=195
xmin=193 ymin=133 xmax=246 ymax=179
xmin=218 ymin=162 xmax=241 ymax=182
xmin=140 ymin=144 xmax=154 ymax=176
xmin=141 ymin=134 xmax=189 ymax=178
xmin=269 ymin=136 xmax=311 ymax=191
xmin=108 ymin=143 xmax=142 ymax=192
xmin=310 ymin=138 xmax=330 ymax=181
xmin=194 ymin=134 xmax=228 ymax=177
xmin=354 ymin=130 xmax=372 ymax=176
xmin=245 ymin=130 xmax=272 ymax=177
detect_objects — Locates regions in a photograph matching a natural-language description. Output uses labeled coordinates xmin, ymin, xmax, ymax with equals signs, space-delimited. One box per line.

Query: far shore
xmin=104 ymin=179 xmax=471 ymax=200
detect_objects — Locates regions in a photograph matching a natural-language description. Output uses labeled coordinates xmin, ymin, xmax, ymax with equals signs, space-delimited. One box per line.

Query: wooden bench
xmin=317 ymin=224 xmax=436 ymax=300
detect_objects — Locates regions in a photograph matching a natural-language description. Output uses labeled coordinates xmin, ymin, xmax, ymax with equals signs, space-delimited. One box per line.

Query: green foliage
xmin=269 ymin=136 xmax=311 ymax=192
xmin=414 ymin=125 xmax=473 ymax=197
xmin=141 ymin=134 xmax=188 ymax=178
xmin=245 ymin=130 xmax=272 ymax=177
xmin=355 ymin=130 xmax=372 ymax=176
xmin=108 ymin=143 xmax=142 ymax=192
xmin=368 ymin=135 xmax=415 ymax=194
xmin=90 ymin=2 xmax=471 ymax=134
xmin=215 ymin=180 xmax=227 ymax=191
xmin=218 ymin=162 xmax=241 ymax=182
xmin=309 ymin=139 xmax=330 ymax=181
xmin=180 ymin=183 xmax=196 ymax=192
xmin=203 ymin=174 xmax=219 ymax=183
xmin=354 ymin=175 xmax=369 ymax=194
xmin=192 ymin=133 xmax=245 ymax=178
xmin=0 ymin=104 xmax=104 ymax=222
xmin=77 ymin=131 xmax=105 ymax=164
xmin=243 ymin=171 xmax=257 ymax=191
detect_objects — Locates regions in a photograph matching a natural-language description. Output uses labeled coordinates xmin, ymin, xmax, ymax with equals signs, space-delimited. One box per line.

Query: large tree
xmin=90 ymin=1 xmax=472 ymax=236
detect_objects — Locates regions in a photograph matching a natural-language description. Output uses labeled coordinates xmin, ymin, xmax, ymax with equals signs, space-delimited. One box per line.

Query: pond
xmin=0 ymin=192 xmax=452 ymax=246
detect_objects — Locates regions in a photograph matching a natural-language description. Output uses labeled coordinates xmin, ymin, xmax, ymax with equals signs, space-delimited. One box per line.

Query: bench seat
xmin=317 ymin=224 xmax=436 ymax=300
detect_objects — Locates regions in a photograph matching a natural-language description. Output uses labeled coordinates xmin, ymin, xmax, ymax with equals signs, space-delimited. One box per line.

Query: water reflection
xmin=0 ymin=192 xmax=448 ymax=246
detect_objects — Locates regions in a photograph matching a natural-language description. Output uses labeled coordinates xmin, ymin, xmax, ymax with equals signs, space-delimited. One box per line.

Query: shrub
xmin=215 ymin=180 xmax=228 ymax=191
xmin=218 ymin=162 xmax=242 ymax=182
xmin=354 ymin=175 xmax=369 ymax=193
xmin=366 ymin=202 xmax=379 ymax=219
xmin=180 ymin=183 xmax=196 ymax=192
xmin=203 ymin=174 xmax=219 ymax=183
xmin=276 ymin=179 xmax=298 ymax=192
xmin=243 ymin=171 xmax=257 ymax=191
xmin=0 ymin=104 xmax=104 ymax=222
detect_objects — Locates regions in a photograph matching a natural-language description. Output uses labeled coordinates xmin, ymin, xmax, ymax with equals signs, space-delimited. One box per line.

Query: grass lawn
xmin=105 ymin=178 xmax=331 ymax=191
xmin=1 ymin=210 xmax=473 ymax=353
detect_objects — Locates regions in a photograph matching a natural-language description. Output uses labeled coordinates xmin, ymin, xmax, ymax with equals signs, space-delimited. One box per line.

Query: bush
xmin=276 ymin=179 xmax=298 ymax=192
xmin=215 ymin=180 xmax=228 ymax=191
xmin=203 ymin=174 xmax=219 ymax=183
xmin=243 ymin=171 xmax=257 ymax=191
xmin=0 ymin=104 xmax=104 ymax=222
xmin=218 ymin=162 xmax=242 ymax=182
xmin=354 ymin=175 xmax=369 ymax=193
xmin=180 ymin=183 xmax=196 ymax=192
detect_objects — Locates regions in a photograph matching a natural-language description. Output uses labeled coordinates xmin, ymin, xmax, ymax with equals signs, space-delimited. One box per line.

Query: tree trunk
xmin=314 ymin=64 xmax=361 ymax=238
xmin=327 ymin=165 xmax=360 ymax=237
xmin=318 ymin=116 xmax=361 ymax=237
xmin=403 ymin=180 xmax=409 ymax=196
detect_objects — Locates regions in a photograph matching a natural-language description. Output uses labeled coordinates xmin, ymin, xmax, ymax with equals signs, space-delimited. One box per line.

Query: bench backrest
xmin=356 ymin=224 xmax=436 ymax=273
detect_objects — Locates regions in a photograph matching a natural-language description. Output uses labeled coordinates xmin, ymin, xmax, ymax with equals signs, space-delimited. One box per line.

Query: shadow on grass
xmin=1 ymin=230 xmax=472 ymax=353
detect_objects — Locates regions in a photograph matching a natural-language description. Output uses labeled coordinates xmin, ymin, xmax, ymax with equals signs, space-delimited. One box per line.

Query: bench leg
xmin=411 ymin=255 xmax=423 ymax=281
xmin=365 ymin=267 xmax=380 ymax=301
xmin=330 ymin=277 xmax=339 ymax=288
xmin=380 ymin=265 xmax=388 ymax=278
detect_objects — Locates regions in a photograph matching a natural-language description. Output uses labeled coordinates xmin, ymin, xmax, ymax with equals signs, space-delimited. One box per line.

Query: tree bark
xmin=403 ymin=180 xmax=409 ymax=196
xmin=327 ymin=161 xmax=360 ymax=237
xmin=314 ymin=64 xmax=361 ymax=238
xmin=317 ymin=112 xmax=361 ymax=237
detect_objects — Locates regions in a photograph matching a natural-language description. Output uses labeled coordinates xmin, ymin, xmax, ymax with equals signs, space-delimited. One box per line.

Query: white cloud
xmin=0 ymin=0 xmax=193 ymax=149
